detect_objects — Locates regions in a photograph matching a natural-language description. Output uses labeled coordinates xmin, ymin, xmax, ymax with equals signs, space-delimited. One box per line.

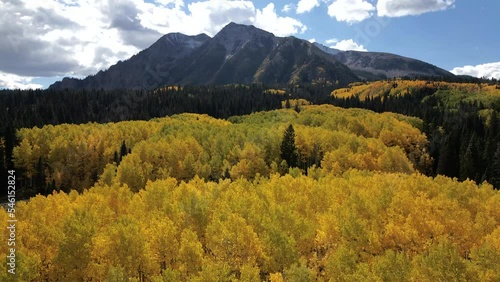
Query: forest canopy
xmin=11 ymin=105 xmax=430 ymax=195
xmin=1 ymin=170 xmax=498 ymax=281
xmin=1 ymin=82 xmax=499 ymax=281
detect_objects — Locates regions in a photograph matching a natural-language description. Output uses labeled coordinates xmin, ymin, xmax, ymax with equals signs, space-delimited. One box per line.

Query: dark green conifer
xmin=280 ymin=124 xmax=298 ymax=168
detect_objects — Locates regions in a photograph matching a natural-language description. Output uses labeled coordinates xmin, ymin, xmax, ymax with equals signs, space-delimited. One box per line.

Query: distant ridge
xmin=333 ymin=51 xmax=454 ymax=80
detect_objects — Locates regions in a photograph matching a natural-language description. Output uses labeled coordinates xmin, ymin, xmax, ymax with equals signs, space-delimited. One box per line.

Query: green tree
xmin=280 ymin=124 xmax=298 ymax=168
xmin=120 ymin=140 xmax=128 ymax=160
xmin=490 ymin=142 xmax=500 ymax=188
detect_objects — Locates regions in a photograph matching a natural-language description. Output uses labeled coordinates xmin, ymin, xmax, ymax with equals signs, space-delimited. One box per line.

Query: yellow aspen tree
xmin=372 ymin=250 xmax=412 ymax=282
xmin=411 ymin=239 xmax=474 ymax=281
xmin=231 ymin=142 xmax=269 ymax=180
xmin=178 ymin=228 xmax=204 ymax=278
xmin=205 ymin=212 xmax=264 ymax=269
xmin=12 ymin=138 xmax=37 ymax=178
xmin=144 ymin=217 xmax=179 ymax=271
xmin=116 ymin=153 xmax=152 ymax=192
xmin=90 ymin=216 xmax=152 ymax=280
xmin=54 ymin=208 xmax=96 ymax=281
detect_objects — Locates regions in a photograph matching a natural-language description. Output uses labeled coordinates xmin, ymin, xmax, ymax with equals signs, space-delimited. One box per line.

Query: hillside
xmin=333 ymin=51 xmax=454 ymax=80
xmin=329 ymin=80 xmax=500 ymax=185
xmin=332 ymin=80 xmax=500 ymax=106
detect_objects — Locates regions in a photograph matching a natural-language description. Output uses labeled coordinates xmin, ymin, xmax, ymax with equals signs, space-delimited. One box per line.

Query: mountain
xmin=254 ymin=37 xmax=358 ymax=85
xmin=169 ymin=22 xmax=279 ymax=85
xmin=313 ymin=42 xmax=341 ymax=56
xmin=333 ymin=50 xmax=454 ymax=80
xmin=50 ymin=32 xmax=210 ymax=90
xmin=49 ymin=22 xmax=453 ymax=90
xmin=312 ymin=42 xmax=454 ymax=80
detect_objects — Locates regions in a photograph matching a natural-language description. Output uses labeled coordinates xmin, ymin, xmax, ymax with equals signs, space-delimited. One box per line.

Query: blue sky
xmin=1 ymin=0 xmax=499 ymax=89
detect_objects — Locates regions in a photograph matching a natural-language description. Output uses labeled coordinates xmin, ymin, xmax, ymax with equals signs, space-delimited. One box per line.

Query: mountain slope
xmin=168 ymin=23 xmax=359 ymax=86
xmin=333 ymin=51 xmax=454 ymax=80
xmin=171 ymin=22 xmax=278 ymax=85
xmin=313 ymin=42 xmax=341 ymax=56
xmin=255 ymin=37 xmax=359 ymax=85
xmin=50 ymin=33 xmax=210 ymax=90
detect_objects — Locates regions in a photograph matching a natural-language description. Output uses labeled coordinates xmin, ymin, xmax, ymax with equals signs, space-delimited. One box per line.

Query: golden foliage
xmin=7 ymin=105 xmax=497 ymax=280
xmin=13 ymin=105 xmax=432 ymax=192
xmin=2 ymin=172 xmax=498 ymax=280
xmin=331 ymin=79 xmax=500 ymax=106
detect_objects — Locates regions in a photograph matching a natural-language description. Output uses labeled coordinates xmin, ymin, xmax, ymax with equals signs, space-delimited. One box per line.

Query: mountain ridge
xmin=49 ymin=22 xmax=454 ymax=90
xmin=333 ymin=50 xmax=454 ymax=80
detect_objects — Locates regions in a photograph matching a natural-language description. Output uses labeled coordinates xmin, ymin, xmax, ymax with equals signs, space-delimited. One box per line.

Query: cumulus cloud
xmin=0 ymin=0 xmax=306 ymax=89
xmin=296 ymin=0 xmax=320 ymax=14
xmin=325 ymin=0 xmax=456 ymax=23
xmin=0 ymin=1 xmax=82 ymax=77
xmin=325 ymin=38 xmax=339 ymax=44
xmin=0 ymin=72 xmax=43 ymax=90
xmin=105 ymin=0 xmax=163 ymax=49
xmin=450 ymin=62 xmax=500 ymax=80
xmin=329 ymin=39 xmax=367 ymax=51
xmin=282 ymin=3 xmax=294 ymax=13
xmin=154 ymin=0 xmax=185 ymax=7
xmin=327 ymin=0 xmax=375 ymax=23
xmin=255 ymin=3 xmax=307 ymax=36
xmin=377 ymin=0 xmax=455 ymax=17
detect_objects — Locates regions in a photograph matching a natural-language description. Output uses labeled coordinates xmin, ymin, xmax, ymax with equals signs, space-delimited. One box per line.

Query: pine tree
xmin=490 ymin=142 xmax=500 ymax=189
xmin=280 ymin=124 xmax=298 ymax=168
xmin=4 ymin=125 xmax=15 ymax=168
xmin=0 ymin=139 xmax=6 ymax=197
xmin=114 ymin=151 xmax=121 ymax=165
xmin=120 ymin=140 xmax=128 ymax=159
xmin=294 ymin=100 xmax=300 ymax=113
xmin=460 ymin=134 xmax=479 ymax=182
xmin=436 ymin=133 xmax=460 ymax=178
xmin=483 ymin=111 xmax=499 ymax=161
xmin=35 ymin=157 xmax=47 ymax=195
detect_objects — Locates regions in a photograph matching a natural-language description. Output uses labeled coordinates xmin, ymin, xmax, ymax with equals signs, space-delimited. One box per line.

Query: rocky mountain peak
xmin=157 ymin=32 xmax=210 ymax=49
xmin=213 ymin=22 xmax=275 ymax=58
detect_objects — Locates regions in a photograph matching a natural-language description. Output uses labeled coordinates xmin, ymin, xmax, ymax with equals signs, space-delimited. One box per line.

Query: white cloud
xmin=450 ymin=62 xmax=500 ymax=80
xmin=282 ymin=3 xmax=294 ymax=13
xmin=296 ymin=0 xmax=319 ymax=14
xmin=184 ymin=0 xmax=257 ymax=36
xmin=327 ymin=0 xmax=375 ymax=23
xmin=325 ymin=38 xmax=339 ymax=44
xmin=154 ymin=0 xmax=184 ymax=7
xmin=255 ymin=3 xmax=307 ymax=36
xmin=377 ymin=0 xmax=455 ymax=17
xmin=308 ymin=38 xmax=316 ymax=43
xmin=329 ymin=39 xmax=367 ymax=51
xmin=0 ymin=72 xmax=43 ymax=90
xmin=0 ymin=0 xmax=307 ymax=89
